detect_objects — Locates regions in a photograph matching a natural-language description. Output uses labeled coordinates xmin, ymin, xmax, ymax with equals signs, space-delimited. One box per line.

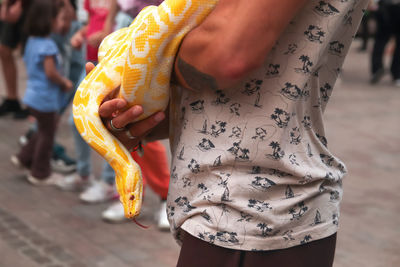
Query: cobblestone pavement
xmin=0 ymin=41 xmax=399 ymax=267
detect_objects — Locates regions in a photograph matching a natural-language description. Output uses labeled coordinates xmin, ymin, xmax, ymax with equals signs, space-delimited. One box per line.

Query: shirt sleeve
xmin=35 ymin=39 xmax=59 ymax=64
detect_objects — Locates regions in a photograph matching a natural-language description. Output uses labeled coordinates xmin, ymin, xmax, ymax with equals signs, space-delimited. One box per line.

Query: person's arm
xmin=174 ymin=0 xmax=308 ymax=91
xmin=87 ymin=0 xmax=119 ymax=48
xmin=70 ymin=25 xmax=87 ymax=49
xmin=44 ymin=56 xmax=73 ymax=91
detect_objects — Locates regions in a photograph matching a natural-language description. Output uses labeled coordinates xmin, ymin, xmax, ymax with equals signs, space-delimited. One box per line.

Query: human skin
xmin=97 ymin=0 xmax=308 ymax=150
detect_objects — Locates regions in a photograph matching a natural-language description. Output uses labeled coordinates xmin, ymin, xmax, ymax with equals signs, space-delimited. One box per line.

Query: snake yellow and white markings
xmin=72 ymin=0 xmax=218 ymax=218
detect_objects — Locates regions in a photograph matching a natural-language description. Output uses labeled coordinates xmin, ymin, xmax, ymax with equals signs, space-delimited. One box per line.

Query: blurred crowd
xmin=0 ymin=0 xmax=170 ymax=230
xmin=0 ymin=0 xmax=399 ymax=230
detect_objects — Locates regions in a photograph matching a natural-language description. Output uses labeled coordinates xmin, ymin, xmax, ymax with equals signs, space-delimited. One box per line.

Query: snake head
xmin=121 ymin=192 xmax=142 ymax=218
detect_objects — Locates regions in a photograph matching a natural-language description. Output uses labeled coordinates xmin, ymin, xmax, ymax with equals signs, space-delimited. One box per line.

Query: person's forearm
xmin=174 ymin=0 xmax=308 ymax=90
xmin=44 ymin=56 xmax=68 ymax=88
xmin=103 ymin=0 xmax=120 ymax=35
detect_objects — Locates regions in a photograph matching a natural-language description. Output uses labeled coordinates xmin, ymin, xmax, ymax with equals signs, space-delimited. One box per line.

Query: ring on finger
xmin=125 ymin=130 xmax=137 ymax=140
xmin=110 ymin=119 xmax=125 ymax=132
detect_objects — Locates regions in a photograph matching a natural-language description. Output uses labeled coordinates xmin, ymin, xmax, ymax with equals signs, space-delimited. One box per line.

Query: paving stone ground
xmin=0 ymin=40 xmax=399 ymax=267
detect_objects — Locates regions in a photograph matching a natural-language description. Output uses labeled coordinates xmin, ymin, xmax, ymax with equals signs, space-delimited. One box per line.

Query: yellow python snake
xmin=72 ymin=0 xmax=218 ymax=218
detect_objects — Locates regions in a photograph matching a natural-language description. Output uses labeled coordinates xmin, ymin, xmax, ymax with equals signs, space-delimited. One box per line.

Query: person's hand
xmin=85 ymin=63 xmax=166 ymax=151
xmin=70 ymin=30 xmax=84 ymax=49
xmin=62 ymin=78 xmax=73 ymax=92
xmin=87 ymin=31 xmax=107 ymax=48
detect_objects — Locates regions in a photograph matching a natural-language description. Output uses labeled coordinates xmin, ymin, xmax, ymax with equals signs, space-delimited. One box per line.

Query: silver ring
xmin=125 ymin=130 xmax=137 ymax=140
xmin=110 ymin=119 xmax=125 ymax=132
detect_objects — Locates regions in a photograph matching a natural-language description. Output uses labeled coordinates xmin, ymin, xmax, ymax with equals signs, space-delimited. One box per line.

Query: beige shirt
xmin=168 ymin=0 xmax=368 ymax=250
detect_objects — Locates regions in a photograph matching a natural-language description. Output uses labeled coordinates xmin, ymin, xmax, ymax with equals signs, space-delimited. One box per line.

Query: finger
xmin=108 ymin=105 xmax=143 ymax=129
xmin=85 ymin=62 xmax=95 ymax=75
xmin=99 ymin=98 xmax=127 ymax=119
xmin=125 ymin=111 xmax=165 ymax=139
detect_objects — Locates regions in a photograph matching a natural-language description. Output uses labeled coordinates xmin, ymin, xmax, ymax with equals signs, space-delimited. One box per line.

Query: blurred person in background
xmin=370 ymin=0 xmax=400 ymax=86
xmin=0 ymin=0 xmax=30 ymax=118
xmin=10 ymin=0 xmax=73 ymax=185
xmin=97 ymin=0 xmax=369 ymax=265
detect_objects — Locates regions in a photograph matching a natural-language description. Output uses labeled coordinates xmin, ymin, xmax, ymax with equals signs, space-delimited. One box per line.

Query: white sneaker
xmin=27 ymin=172 xmax=64 ymax=186
xmin=79 ymin=180 xmax=117 ymax=203
xmin=56 ymin=173 xmax=93 ymax=191
xmin=157 ymin=201 xmax=170 ymax=231
xmin=102 ymin=201 xmax=128 ymax=223
xmin=10 ymin=155 xmax=25 ymax=170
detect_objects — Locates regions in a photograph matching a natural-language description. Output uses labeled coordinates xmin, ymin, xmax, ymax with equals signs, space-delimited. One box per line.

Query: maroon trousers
xmin=17 ymin=108 xmax=58 ymax=179
xmin=177 ymin=231 xmax=337 ymax=267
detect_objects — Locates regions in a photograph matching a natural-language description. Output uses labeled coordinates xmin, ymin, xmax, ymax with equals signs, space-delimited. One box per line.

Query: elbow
xmin=217 ymin=56 xmax=264 ymax=82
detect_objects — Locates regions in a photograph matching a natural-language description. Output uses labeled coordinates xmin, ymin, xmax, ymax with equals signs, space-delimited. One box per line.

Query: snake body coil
xmin=72 ymin=0 xmax=218 ymax=218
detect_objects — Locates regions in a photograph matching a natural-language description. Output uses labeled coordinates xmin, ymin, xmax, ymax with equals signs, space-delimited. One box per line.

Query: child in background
xmin=11 ymin=0 xmax=73 ymax=185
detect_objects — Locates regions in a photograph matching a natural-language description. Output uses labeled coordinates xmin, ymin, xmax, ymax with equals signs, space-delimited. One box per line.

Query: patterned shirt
xmin=168 ymin=0 xmax=369 ymax=251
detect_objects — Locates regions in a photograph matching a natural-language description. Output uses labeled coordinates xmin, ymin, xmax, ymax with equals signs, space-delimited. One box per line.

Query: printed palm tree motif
xmin=174 ymin=196 xmax=197 ymax=213
xmin=177 ymin=146 xmax=184 ymax=160
xmin=198 ymin=120 xmax=209 ymax=134
xmin=230 ymin=103 xmax=241 ymax=116
xmin=257 ymin=223 xmax=273 ymax=237
xmin=198 ymin=231 xmax=216 ymax=244
xmin=337 ymin=162 xmax=346 ymax=174
xmin=248 ymin=199 xmax=272 ymax=212
xmin=216 ymin=231 xmax=240 ymax=244
xmin=200 ymin=210 xmax=212 ymax=223
xmin=188 ymin=158 xmax=201 ymax=173
xmin=295 ymin=55 xmax=314 ymax=74
xmin=320 ymin=153 xmax=334 ymax=167
xmin=282 ymin=230 xmax=295 ymax=241
xmin=271 ymin=108 xmax=290 ymax=128
xmin=307 ymin=143 xmax=313 ymax=157
xmin=266 ymin=141 xmax=285 ymax=160
xmin=198 ymin=138 xmax=215 ymax=152
xmin=304 ymin=25 xmax=325 ymax=43
xmin=332 ymin=213 xmax=339 ymax=226
xmin=229 ymin=126 xmax=242 ymax=138
xmin=213 ymin=155 xmax=222 ymax=167
xmin=182 ymin=176 xmax=192 ymax=188
xmin=265 ymin=64 xmax=280 ymax=78
xmin=228 ymin=141 xmax=250 ymax=162
xmin=343 ymin=8 xmax=354 ymax=25
xmin=330 ymin=190 xmax=340 ymax=201
xmin=251 ymin=166 xmax=262 ymax=174
xmin=254 ymin=92 xmax=262 ymax=108
xmin=242 ymin=79 xmax=263 ymax=96
xmin=329 ymin=41 xmax=345 ymax=56
xmin=251 ymin=176 xmax=276 ymax=191
xmin=268 ymin=168 xmax=292 ymax=177
xmin=300 ymin=172 xmax=313 ymax=184
xmin=238 ymin=211 xmax=253 ymax=222
xmin=316 ymin=133 xmax=328 ymax=147
xmin=212 ymin=89 xmax=230 ymax=105
xmin=171 ymin=166 xmax=178 ymax=181
xmin=281 ymin=82 xmax=303 ymax=100
xmin=285 ymin=185 xmax=294 ymax=198
xmin=197 ymin=183 xmax=209 ymax=197
xmin=189 ymin=100 xmax=204 ymax=114
xmin=289 ymin=201 xmax=309 ymax=220
xmin=284 ymin=43 xmax=298 ymax=55
xmin=167 ymin=205 xmax=175 ymax=218
xmin=289 ymin=153 xmax=300 ymax=166
xmin=252 ymin=127 xmax=267 ymax=140
xmin=211 ymin=121 xmax=227 ymax=137
xmin=290 ymin=127 xmax=302 ymax=145
xmin=314 ymin=1 xmax=340 ymax=16
xmin=300 ymin=235 xmax=312 ymax=244
xmin=320 ymin=82 xmax=333 ymax=102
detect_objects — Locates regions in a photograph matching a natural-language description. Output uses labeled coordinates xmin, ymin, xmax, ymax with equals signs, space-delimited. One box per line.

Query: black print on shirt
xmin=211 ymin=121 xmax=227 ymax=137
xmin=320 ymin=153 xmax=334 ymax=167
xmin=286 ymin=185 xmax=295 ymax=198
xmin=265 ymin=64 xmax=281 ymax=78
xmin=250 ymin=176 xmax=276 ymax=191
xmin=242 ymin=79 xmax=263 ymax=96
xmin=188 ymin=158 xmax=201 ymax=173
xmin=271 ymin=108 xmax=290 ymax=128
xmin=289 ymin=201 xmax=309 ymax=220
xmin=295 ymin=55 xmax=314 ymax=74
xmin=230 ymin=103 xmax=241 ymax=116
xmin=228 ymin=141 xmax=250 ymax=162
xmin=252 ymin=127 xmax=268 ymax=140
xmin=238 ymin=211 xmax=253 ymax=222
xmin=329 ymin=41 xmax=345 ymax=56
xmin=198 ymin=138 xmax=215 ymax=151
xmin=316 ymin=133 xmax=328 ymax=147
xmin=174 ymin=196 xmax=196 ymax=213
xmin=314 ymin=1 xmax=340 ymax=16
xmin=212 ymin=90 xmax=230 ymax=105
xmin=320 ymin=83 xmax=333 ymax=102
xmin=300 ymin=235 xmax=313 ymax=244
xmin=304 ymin=25 xmax=325 ymax=43
xmin=284 ymin=43 xmax=298 ymax=55
xmin=281 ymin=82 xmax=303 ymax=100
xmin=290 ymin=127 xmax=302 ymax=145
xmin=266 ymin=141 xmax=285 ymax=160
xmin=190 ymin=100 xmax=204 ymax=113
xmin=256 ymin=222 xmax=274 ymax=237
xmin=229 ymin=126 xmax=242 ymax=138
xmin=248 ymin=199 xmax=272 ymax=212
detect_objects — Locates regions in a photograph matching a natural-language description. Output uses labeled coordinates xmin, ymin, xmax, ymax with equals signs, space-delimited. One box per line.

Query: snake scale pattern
xmin=72 ymin=0 xmax=218 ymax=218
